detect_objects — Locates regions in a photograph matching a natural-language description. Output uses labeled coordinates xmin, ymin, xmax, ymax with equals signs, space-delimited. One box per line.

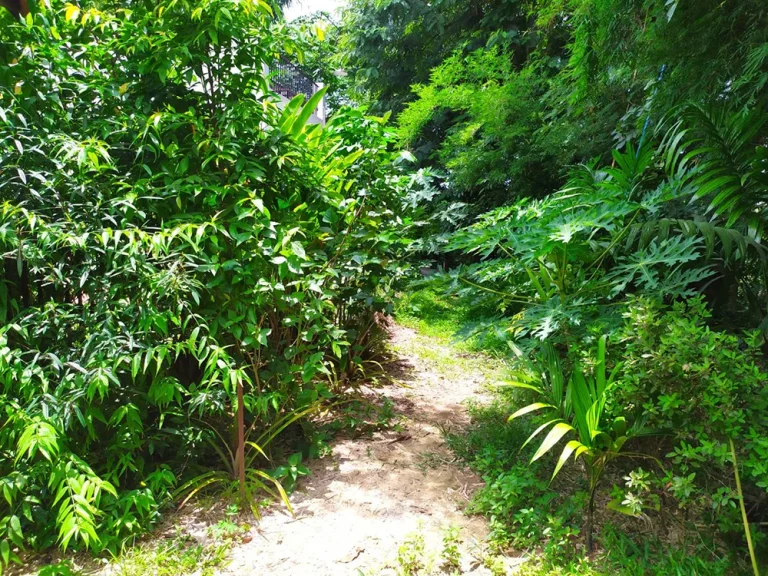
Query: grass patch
xmin=391 ymin=286 xmax=508 ymax=383
xmin=395 ymin=286 xmax=508 ymax=354
xmin=389 ymin=328 xmax=504 ymax=382
xmin=110 ymin=518 xmax=247 ymax=576
xmin=110 ymin=537 xmax=231 ymax=576
xmin=34 ymin=517 xmax=247 ymax=576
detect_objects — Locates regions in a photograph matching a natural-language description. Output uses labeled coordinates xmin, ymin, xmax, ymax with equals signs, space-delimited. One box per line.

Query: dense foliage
xmin=3 ymin=0 xmax=768 ymax=572
xmin=340 ymin=0 xmax=767 ymax=220
xmin=439 ymin=128 xmax=768 ymax=568
xmin=0 ymin=0 xmax=415 ymax=568
xmin=337 ymin=0 xmax=768 ymax=572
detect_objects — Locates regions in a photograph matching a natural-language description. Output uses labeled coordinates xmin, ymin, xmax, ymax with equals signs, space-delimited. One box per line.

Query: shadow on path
xmin=217 ymin=323 xmax=493 ymax=575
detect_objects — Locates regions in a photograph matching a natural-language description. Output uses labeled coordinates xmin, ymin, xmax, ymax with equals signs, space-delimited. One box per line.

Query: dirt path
xmin=217 ymin=323 xmax=497 ymax=575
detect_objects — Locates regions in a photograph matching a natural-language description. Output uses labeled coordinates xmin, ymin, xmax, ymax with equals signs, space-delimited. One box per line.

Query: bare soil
xmin=215 ymin=323 xmax=496 ymax=575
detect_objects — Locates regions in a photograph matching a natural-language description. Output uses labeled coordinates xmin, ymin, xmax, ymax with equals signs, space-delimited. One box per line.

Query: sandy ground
xmin=215 ymin=323 xmax=497 ymax=575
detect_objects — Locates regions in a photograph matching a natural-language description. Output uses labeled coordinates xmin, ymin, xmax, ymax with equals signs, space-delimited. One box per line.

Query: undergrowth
xmin=397 ymin=286 xmax=748 ymax=575
xmin=108 ymin=532 xmax=235 ymax=576
xmin=447 ymin=389 xmax=745 ymax=575
xmin=30 ymin=517 xmax=247 ymax=576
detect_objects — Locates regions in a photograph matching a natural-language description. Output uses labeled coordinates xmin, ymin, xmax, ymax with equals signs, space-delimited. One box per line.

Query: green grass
xmin=110 ymin=538 xmax=231 ymax=576
xmin=391 ymin=286 xmax=509 ymax=384
xmin=36 ymin=519 xmax=244 ymax=576
xmin=395 ymin=286 xmax=509 ymax=354
xmin=389 ymin=326 xmax=505 ymax=382
xmin=110 ymin=520 xmax=246 ymax=576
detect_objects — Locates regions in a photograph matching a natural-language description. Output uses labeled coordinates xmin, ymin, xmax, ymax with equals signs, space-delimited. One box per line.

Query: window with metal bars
xmin=271 ymin=59 xmax=317 ymax=101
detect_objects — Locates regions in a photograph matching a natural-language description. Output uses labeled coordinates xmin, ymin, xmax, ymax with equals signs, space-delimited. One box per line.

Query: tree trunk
xmin=236 ymin=379 xmax=246 ymax=504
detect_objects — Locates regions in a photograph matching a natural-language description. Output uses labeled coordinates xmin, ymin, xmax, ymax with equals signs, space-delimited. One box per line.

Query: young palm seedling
xmin=506 ymin=336 xmax=650 ymax=551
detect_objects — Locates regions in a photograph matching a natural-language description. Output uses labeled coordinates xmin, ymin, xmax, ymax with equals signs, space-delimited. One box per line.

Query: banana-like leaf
xmin=242 ymin=481 xmax=263 ymax=520
xmin=505 ymin=368 xmax=538 ymax=383
xmin=498 ymin=380 xmax=542 ymax=392
xmin=541 ymin=343 xmax=564 ymax=405
xmin=613 ymin=435 xmax=628 ymax=452
xmin=574 ymin=444 xmax=590 ymax=459
xmin=194 ymin=418 xmax=236 ymax=472
xmin=204 ymin=436 xmax=235 ymax=475
xmin=278 ymin=93 xmax=305 ymax=132
xmin=506 ymin=341 xmax=526 ymax=359
xmin=531 ymin=422 xmax=574 ymax=462
xmin=595 ymin=335 xmax=606 ymax=396
xmin=608 ymin=362 xmax=623 ymax=387
xmin=590 ymin=429 xmax=613 ymax=447
xmin=569 ymin=371 xmax=592 ymax=443
xmin=520 ymin=419 xmax=560 ymax=451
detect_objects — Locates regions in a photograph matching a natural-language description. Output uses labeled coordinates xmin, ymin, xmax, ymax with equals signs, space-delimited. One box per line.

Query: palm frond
xmin=660 ymin=103 xmax=768 ymax=239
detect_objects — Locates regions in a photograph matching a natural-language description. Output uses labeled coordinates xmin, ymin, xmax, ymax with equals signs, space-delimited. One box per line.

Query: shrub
xmin=617 ymin=297 xmax=768 ymax=533
xmin=448 ymin=400 xmax=584 ymax=558
xmin=507 ymin=337 xmax=646 ymax=551
xmin=0 ymin=0 xmax=415 ymax=566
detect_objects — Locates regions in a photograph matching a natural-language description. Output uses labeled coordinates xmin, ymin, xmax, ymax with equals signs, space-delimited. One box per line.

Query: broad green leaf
xmin=531 ymin=422 xmax=574 ymax=462
xmin=520 ymin=419 xmax=559 ymax=451
xmin=291 ymin=86 xmax=328 ymax=138
xmin=498 ymin=380 xmax=541 ymax=392
xmin=278 ymin=93 xmax=306 ymax=132
xmin=551 ymin=439 xmax=584 ymax=479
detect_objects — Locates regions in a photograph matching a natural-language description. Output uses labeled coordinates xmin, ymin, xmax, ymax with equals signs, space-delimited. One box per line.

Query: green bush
xmin=616 ymin=297 xmax=768 ymax=532
xmin=0 ymin=0 xmax=415 ymax=566
xmin=448 ymin=400 xmax=584 ymax=559
xmin=449 ymin=395 xmax=751 ymax=573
